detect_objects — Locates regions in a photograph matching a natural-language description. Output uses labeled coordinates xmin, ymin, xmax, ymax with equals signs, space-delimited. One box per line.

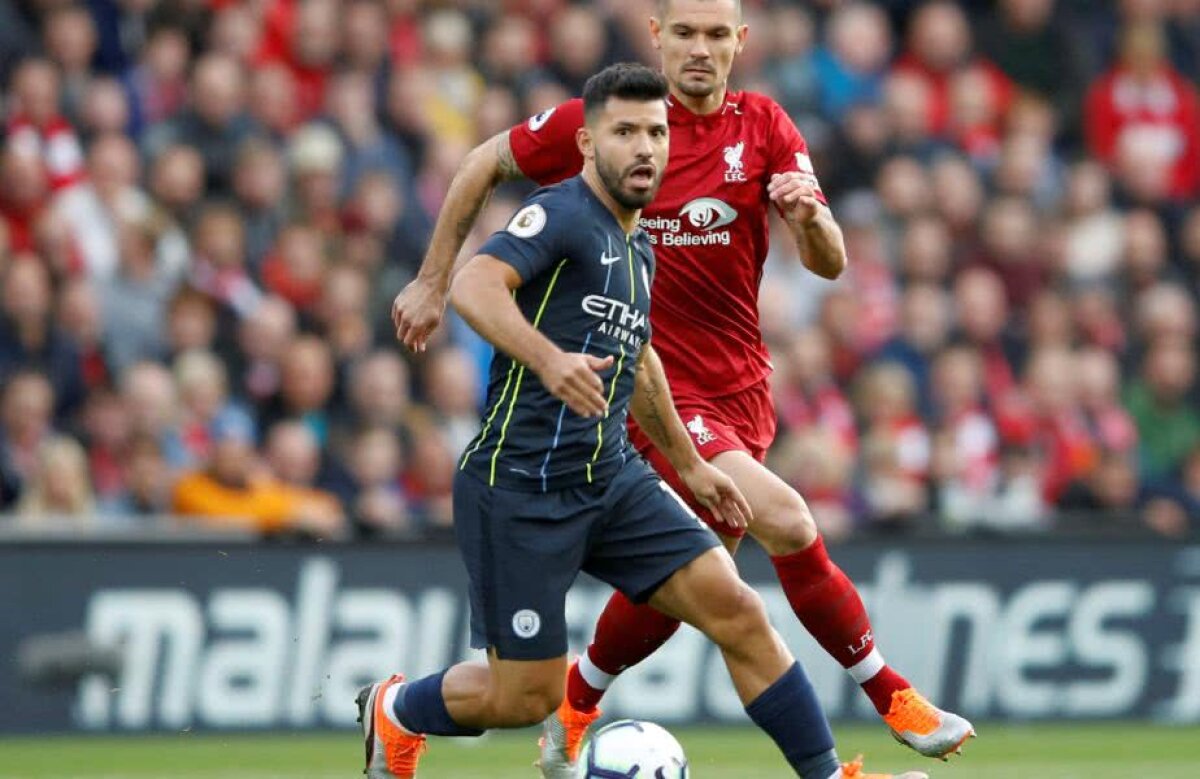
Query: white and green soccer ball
xmin=575 ymin=719 xmax=689 ymax=779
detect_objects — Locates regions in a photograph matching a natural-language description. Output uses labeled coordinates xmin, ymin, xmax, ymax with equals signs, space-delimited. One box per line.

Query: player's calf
xmin=485 ymin=686 xmax=562 ymax=729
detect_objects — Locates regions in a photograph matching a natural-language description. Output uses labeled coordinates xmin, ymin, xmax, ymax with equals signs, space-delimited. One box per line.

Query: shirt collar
xmin=666 ymin=90 xmax=743 ymax=124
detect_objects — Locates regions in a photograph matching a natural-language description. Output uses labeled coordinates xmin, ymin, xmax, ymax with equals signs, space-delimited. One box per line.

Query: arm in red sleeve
xmin=507 ymin=99 xmax=587 ymax=186
xmin=765 ymin=99 xmax=827 ymax=206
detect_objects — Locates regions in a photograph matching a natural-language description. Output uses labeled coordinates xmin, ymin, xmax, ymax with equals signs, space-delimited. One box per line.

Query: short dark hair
xmin=657 ymin=0 xmax=743 ymax=22
xmin=582 ymin=63 xmax=669 ymax=123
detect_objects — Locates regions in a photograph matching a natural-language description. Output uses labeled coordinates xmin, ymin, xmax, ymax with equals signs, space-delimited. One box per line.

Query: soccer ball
xmin=575 ymin=719 xmax=689 ymax=779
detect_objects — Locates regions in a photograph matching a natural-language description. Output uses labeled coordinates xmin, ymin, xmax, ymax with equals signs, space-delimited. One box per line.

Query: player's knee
xmin=755 ymin=488 xmax=817 ymax=555
xmin=701 ymin=580 xmax=768 ymax=649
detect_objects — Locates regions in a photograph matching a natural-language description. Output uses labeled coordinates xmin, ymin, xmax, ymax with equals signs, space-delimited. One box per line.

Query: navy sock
xmin=391 ymin=670 xmax=484 ymax=737
xmin=745 ymin=662 xmax=839 ymax=778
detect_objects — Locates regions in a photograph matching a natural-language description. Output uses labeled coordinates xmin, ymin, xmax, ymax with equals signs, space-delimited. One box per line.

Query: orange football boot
xmin=356 ymin=674 xmax=428 ymax=778
xmin=840 ymin=754 xmax=929 ymax=779
xmin=883 ymin=687 xmax=976 ymax=760
xmin=536 ymin=692 xmax=602 ymax=778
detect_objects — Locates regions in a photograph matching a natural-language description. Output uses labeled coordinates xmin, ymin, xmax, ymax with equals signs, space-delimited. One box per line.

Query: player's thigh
xmin=710 ymin=449 xmax=817 ymax=550
xmin=583 ymin=458 xmax=722 ymax=606
xmin=453 ymin=471 xmax=589 ymax=662
xmin=645 ymin=545 xmax=765 ymax=645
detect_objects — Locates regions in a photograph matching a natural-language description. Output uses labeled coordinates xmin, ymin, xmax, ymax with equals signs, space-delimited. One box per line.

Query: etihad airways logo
xmin=582 ymin=294 xmax=646 ymax=349
xmin=640 ymin=198 xmax=737 ymax=247
xmin=582 ymin=295 xmax=646 ymax=331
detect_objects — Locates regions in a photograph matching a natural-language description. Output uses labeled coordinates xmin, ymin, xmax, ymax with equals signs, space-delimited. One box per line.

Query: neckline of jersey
xmin=666 ymin=90 xmax=743 ymax=125
xmin=574 ymin=174 xmax=642 ymax=240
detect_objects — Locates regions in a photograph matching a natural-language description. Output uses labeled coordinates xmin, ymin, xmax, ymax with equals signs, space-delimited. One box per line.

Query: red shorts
xmin=627 ymin=378 xmax=776 ymax=539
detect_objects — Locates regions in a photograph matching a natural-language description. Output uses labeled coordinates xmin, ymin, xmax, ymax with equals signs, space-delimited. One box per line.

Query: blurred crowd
xmin=0 ymin=0 xmax=1196 ymax=540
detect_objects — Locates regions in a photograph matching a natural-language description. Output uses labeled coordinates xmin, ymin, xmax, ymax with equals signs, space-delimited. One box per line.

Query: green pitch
xmin=3 ymin=723 xmax=1197 ymax=779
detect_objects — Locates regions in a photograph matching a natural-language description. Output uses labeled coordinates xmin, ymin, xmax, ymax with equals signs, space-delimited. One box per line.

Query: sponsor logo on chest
xmin=640 ymin=196 xmax=738 ymax=248
xmin=582 ymin=294 xmax=646 ymax=350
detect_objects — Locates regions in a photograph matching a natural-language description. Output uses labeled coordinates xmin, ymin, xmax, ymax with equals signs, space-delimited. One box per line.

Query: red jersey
xmin=1085 ymin=65 xmax=1200 ymax=200
xmin=509 ymin=93 xmax=824 ymax=397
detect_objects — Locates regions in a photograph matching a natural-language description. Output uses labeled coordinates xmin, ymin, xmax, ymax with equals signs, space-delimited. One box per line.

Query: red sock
xmin=771 ymin=537 xmax=909 ymax=715
xmin=860 ymin=666 xmax=910 ymax=716
xmin=567 ymin=591 xmax=681 ymax=712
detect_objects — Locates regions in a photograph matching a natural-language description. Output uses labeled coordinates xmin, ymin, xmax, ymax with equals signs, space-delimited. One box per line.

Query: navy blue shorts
xmin=452 ymin=457 xmax=721 ymax=661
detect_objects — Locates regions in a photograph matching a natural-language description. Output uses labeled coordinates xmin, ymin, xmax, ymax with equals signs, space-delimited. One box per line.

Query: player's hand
xmin=678 ymin=460 xmax=751 ymax=530
xmin=392 ymin=276 xmax=448 ymax=353
xmin=536 ymin=351 xmax=615 ymax=418
xmin=768 ymin=172 xmax=821 ymax=226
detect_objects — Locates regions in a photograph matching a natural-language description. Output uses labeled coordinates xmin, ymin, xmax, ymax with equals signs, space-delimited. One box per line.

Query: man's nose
xmin=633 ymin=133 xmax=655 ymax=157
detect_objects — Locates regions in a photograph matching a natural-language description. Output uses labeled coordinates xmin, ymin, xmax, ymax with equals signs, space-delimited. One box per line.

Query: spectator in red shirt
xmin=124 ymin=26 xmax=191 ymax=134
xmin=774 ymin=327 xmax=859 ymax=457
xmin=1086 ymin=21 xmax=1200 ymax=202
xmin=892 ymin=0 xmax=1014 ymax=140
xmin=80 ymin=387 xmax=129 ymax=503
xmin=953 ymin=266 xmax=1019 ymax=410
xmin=932 ymin=345 xmax=999 ymax=490
xmin=0 ymin=150 xmax=51 ymax=254
xmin=1024 ymin=346 xmax=1098 ymax=503
xmin=56 ymin=278 xmax=109 ymax=391
xmin=5 ymin=59 xmax=86 ymax=193
xmin=255 ymin=0 xmax=340 ymax=122
xmin=187 ymin=202 xmax=261 ymax=319
xmin=856 ymin=361 xmax=931 ymax=485
xmin=968 ymin=197 xmax=1047 ymax=315
xmin=261 ymin=223 xmax=327 ymax=313
xmin=1076 ymin=346 xmax=1138 ymax=455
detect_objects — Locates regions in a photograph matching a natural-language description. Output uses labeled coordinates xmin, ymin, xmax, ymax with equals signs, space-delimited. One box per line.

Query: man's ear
xmin=576 ymin=125 xmax=594 ymax=161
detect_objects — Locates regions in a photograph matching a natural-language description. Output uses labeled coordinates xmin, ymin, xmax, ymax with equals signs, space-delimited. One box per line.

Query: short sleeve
xmin=765 ymin=101 xmax=827 ymax=206
xmin=508 ymin=99 xmax=587 ymax=186
xmin=478 ymin=191 xmax=572 ymax=283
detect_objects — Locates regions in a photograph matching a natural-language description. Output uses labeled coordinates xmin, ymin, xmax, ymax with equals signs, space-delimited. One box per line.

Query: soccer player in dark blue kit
xmin=356 ymin=63 xmax=928 ymax=779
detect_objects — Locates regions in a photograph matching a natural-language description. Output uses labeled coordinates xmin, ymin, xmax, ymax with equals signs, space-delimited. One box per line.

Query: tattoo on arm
xmin=496 ymin=134 xmax=522 ymax=181
xmin=455 ymin=189 xmax=491 ymax=244
xmin=639 ymin=372 xmax=672 ymax=449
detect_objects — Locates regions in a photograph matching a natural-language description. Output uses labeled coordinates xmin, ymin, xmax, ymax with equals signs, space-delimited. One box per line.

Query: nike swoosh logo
xmin=600 ymin=253 xmax=622 ymax=265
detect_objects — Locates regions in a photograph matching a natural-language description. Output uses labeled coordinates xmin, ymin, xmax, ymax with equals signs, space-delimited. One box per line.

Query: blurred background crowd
xmin=0 ymin=0 xmax=1197 ymax=540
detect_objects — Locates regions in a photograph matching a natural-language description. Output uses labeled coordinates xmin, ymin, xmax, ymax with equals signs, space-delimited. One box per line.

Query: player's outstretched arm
xmin=392 ymin=132 xmax=527 ymax=352
xmin=630 ymin=346 xmax=750 ymax=529
xmin=449 ymin=255 xmax=613 ymax=418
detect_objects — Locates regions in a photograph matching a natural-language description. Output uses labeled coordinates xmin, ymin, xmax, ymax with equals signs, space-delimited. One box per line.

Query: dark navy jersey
xmin=459 ymin=175 xmax=656 ymax=492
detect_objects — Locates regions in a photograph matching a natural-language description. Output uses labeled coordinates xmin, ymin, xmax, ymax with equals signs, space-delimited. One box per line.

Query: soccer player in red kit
xmin=391 ymin=1 xmax=974 ymax=774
